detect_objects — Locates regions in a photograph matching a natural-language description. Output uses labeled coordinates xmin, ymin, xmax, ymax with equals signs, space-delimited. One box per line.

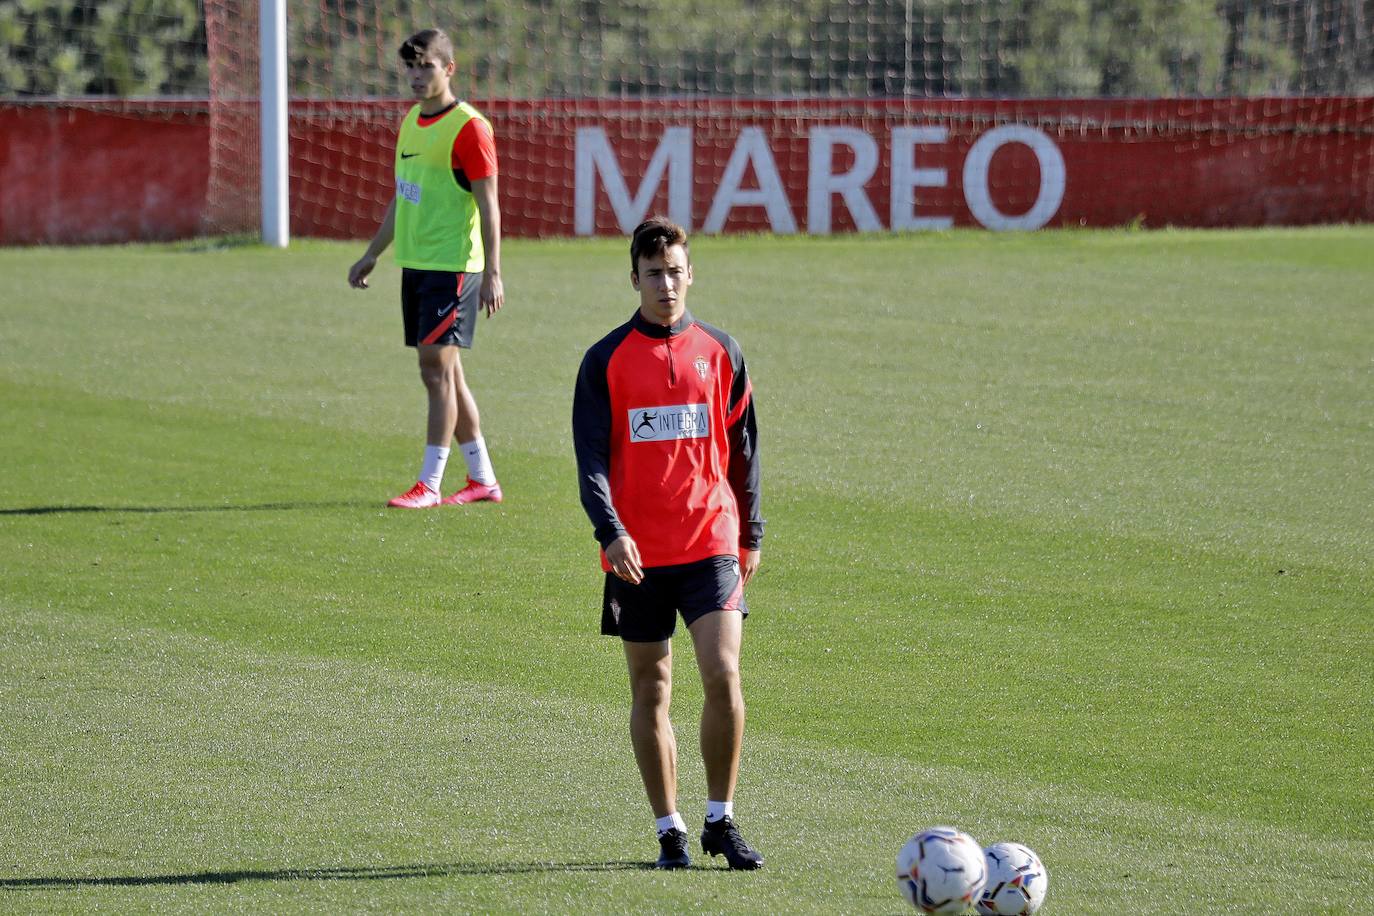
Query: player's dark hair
xmin=399 ymin=29 xmax=454 ymax=66
xmin=630 ymin=216 xmax=689 ymax=273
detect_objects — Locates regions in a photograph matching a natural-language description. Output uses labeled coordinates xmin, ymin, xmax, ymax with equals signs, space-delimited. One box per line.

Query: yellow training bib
xmin=392 ymin=102 xmax=488 ymax=272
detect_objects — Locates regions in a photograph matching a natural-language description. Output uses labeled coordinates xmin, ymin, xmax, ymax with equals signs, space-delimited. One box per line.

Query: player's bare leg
xmin=625 ymin=638 xmax=691 ymax=868
xmin=450 ymin=355 xmax=481 ymax=444
xmin=441 ymin=350 xmax=502 ymax=505
xmin=688 ymin=609 xmax=744 ymax=803
xmin=688 ymin=608 xmax=763 ymax=869
xmin=418 ymin=344 xmax=459 ymax=447
xmin=387 ymin=344 xmax=457 ymax=508
xmin=624 ymin=639 xmax=677 ymax=817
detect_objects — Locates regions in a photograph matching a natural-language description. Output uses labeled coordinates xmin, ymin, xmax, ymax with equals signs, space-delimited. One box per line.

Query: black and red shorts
xmin=602 ymin=554 xmax=748 ymax=642
xmin=401 ymin=268 xmax=481 ymax=348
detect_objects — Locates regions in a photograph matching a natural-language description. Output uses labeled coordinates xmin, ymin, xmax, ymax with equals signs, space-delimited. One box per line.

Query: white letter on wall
xmin=962 ymin=125 xmax=1066 ymax=231
xmin=890 ymin=126 xmax=952 ymax=230
xmin=575 ymin=126 xmax=693 ymax=235
xmin=807 ymin=126 xmax=881 ymax=234
xmin=703 ymin=127 xmax=797 ymax=234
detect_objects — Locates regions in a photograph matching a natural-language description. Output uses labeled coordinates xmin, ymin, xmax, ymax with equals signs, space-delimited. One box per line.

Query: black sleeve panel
xmin=698 ymin=321 xmax=764 ymax=549
xmin=728 ymin=390 xmax=764 ymax=549
xmin=572 ymin=323 xmax=634 ymax=549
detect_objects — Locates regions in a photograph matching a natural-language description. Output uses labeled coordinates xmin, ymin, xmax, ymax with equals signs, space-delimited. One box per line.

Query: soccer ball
xmin=896 ymin=826 xmax=989 ymax=913
xmin=975 ymin=842 xmax=1049 ymax=915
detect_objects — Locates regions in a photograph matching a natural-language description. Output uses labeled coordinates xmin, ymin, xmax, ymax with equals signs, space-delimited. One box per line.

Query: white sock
xmin=459 ymin=436 xmax=496 ymax=485
xmin=705 ymin=800 xmax=733 ymax=823
xmin=420 ymin=445 xmax=450 ymax=492
xmin=655 ymin=812 xmax=687 ymax=836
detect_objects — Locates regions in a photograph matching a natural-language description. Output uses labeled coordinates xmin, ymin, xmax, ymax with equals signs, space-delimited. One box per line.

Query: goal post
xmin=260 ymin=0 xmax=288 ymax=247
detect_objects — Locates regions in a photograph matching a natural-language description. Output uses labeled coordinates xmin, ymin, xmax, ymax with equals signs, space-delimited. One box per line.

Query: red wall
xmin=0 ymin=102 xmax=210 ymax=245
xmin=2 ymin=97 xmax=1371 ymax=244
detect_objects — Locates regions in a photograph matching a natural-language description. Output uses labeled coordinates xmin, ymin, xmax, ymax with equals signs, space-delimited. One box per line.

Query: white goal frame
xmin=260 ymin=0 xmax=288 ymax=246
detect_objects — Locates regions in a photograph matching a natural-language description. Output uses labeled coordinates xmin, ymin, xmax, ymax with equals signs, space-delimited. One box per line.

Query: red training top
xmin=573 ymin=309 xmax=764 ymax=569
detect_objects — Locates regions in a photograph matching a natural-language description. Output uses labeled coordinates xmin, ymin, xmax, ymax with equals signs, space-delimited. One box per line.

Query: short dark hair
xmin=630 ymin=216 xmax=689 ymax=273
xmin=399 ymin=29 xmax=454 ymax=66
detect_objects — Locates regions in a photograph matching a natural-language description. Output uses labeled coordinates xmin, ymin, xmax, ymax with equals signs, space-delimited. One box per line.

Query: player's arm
xmin=724 ymin=351 xmax=764 ymax=585
xmin=456 ymin=118 xmax=503 ymax=317
xmin=348 ymin=195 xmax=397 ymax=289
xmin=572 ymin=348 xmax=641 ymax=582
xmin=471 ymin=176 xmax=503 ymax=317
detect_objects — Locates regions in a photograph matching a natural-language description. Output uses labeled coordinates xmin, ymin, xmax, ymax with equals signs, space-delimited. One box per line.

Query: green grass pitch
xmin=1 ymin=227 xmax=1370 ymax=914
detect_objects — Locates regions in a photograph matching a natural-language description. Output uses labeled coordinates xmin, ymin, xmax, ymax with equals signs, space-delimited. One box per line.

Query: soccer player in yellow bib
xmin=349 ymin=28 xmax=505 ymax=508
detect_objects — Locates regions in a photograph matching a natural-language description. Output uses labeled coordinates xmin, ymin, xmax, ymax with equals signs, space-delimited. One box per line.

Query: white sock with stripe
xmin=420 ymin=445 xmax=449 ymax=493
xmin=459 ymin=436 xmax=496 ymax=485
xmin=655 ymin=812 xmax=687 ymax=836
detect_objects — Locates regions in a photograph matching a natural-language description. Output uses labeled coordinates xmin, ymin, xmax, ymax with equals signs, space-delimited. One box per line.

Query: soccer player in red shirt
xmin=348 ymin=28 xmax=504 ymax=509
xmin=573 ymin=217 xmax=765 ymax=870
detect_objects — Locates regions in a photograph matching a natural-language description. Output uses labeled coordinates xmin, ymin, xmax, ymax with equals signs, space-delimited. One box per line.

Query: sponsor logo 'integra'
xmin=629 ymin=404 xmax=710 ymax=442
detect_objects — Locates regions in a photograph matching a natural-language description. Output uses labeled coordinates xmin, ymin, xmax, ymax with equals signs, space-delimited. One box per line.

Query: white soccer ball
xmin=896 ymin=826 xmax=989 ymax=913
xmin=975 ymin=842 xmax=1049 ymax=915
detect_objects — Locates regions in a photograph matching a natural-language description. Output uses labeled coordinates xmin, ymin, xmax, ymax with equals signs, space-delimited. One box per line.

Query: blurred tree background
xmin=0 ymin=0 xmax=206 ymax=95
xmin=1 ymin=0 xmax=1369 ymax=97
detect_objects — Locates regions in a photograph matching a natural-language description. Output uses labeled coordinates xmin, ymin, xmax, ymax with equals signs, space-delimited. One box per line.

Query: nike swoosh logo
xmin=400 ymin=152 xmax=420 ymax=159
xmin=436 ymin=303 xmax=454 ymax=317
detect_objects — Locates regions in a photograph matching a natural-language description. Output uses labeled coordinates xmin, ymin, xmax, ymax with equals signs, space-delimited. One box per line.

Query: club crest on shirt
xmin=694 ymin=356 xmax=709 ymax=380
xmin=628 ymin=404 xmax=710 ymax=442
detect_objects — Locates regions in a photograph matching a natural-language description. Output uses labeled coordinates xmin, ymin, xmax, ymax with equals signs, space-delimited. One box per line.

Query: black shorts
xmin=602 ymin=554 xmax=748 ymax=642
xmin=401 ymin=268 xmax=481 ymax=348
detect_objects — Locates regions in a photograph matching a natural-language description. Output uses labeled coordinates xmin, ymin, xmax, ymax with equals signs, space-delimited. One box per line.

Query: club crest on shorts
xmin=694 ymin=356 xmax=709 ymax=380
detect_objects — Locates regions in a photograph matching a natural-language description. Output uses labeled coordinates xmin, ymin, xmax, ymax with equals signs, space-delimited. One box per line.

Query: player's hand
xmin=481 ymin=272 xmax=504 ymax=317
xmin=740 ymin=548 xmax=761 ymax=586
xmin=606 ymin=536 xmax=644 ymax=585
xmin=348 ymin=254 xmax=377 ymax=289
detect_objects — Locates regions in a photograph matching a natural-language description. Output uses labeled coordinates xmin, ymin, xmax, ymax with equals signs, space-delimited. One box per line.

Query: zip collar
xmin=631 ymin=308 xmax=695 ymax=339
